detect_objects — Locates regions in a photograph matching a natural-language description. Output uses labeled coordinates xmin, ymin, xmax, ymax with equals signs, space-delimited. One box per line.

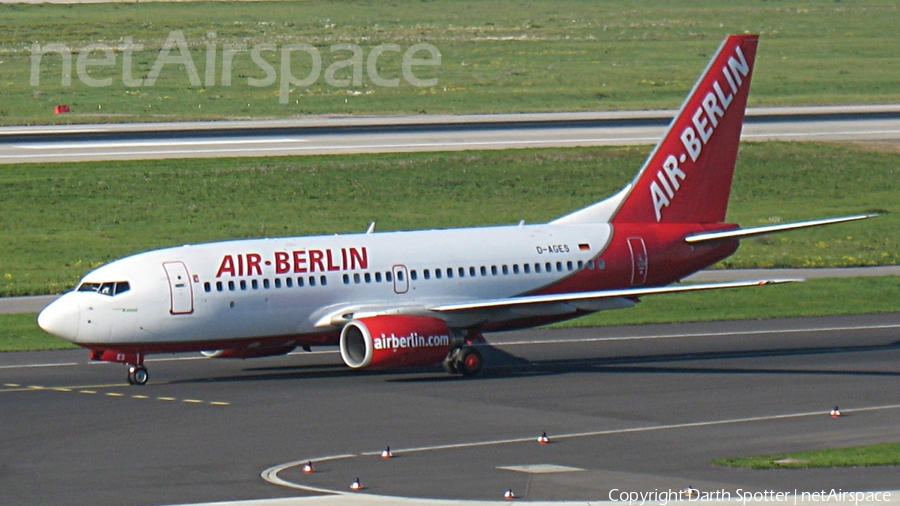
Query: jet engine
xmin=339 ymin=315 xmax=455 ymax=370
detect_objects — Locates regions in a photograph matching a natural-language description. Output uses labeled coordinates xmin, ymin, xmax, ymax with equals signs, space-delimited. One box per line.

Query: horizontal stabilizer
xmin=429 ymin=279 xmax=801 ymax=313
xmin=684 ymin=214 xmax=876 ymax=244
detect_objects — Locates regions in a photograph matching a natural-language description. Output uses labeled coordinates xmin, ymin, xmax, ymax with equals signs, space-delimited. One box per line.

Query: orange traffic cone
xmin=302 ymin=461 xmax=315 ymax=474
xmin=382 ymin=446 xmax=393 ymax=458
xmin=537 ymin=432 xmax=550 ymax=444
xmin=350 ymin=477 xmax=363 ymax=491
xmin=504 ymin=489 xmax=516 ymax=500
xmin=831 ymin=406 xmax=842 ymax=418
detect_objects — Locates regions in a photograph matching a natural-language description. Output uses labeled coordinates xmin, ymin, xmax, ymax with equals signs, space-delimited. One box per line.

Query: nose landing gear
xmin=90 ymin=349 xmax=148 ymax=386
xmin=127 ymin=365 xmax=149 ymax=385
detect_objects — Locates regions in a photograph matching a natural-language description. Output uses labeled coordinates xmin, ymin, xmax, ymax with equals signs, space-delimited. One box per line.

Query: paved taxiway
xmin=2 ymin=106 xmax=899 ymax=163
xmin=3 ymin=313 xmax=900 ymax=505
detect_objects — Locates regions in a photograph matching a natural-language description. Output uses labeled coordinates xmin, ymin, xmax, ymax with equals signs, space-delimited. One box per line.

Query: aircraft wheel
xmin=128 ymin=365 xmax=149 ymax=386
xmin=455 ymin=346 xmax=483 ymax=377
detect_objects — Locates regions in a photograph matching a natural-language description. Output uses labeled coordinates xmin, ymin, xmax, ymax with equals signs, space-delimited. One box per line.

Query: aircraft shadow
xmin=170 ymin=339 xmax=900 ymax=385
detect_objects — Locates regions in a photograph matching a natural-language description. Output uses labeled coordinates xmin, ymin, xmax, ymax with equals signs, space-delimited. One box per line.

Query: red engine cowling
xmin=201 ymin=345 xmax=296 ymax=359
xmin=340 ymin=315 xmax=452 ymax=369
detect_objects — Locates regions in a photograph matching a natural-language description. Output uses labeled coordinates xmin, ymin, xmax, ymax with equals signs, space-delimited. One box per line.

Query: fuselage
xmin=37 ymin=220 xmax=737 ymax=353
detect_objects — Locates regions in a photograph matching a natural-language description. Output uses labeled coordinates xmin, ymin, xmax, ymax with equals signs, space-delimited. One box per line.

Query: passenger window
xmin=502 ymin=265 xmax=509 ymax=275
xmin=386 ymin=272 xmax=393 ymax=282
xmin=251 ymin=279 xmax=259 ymax=289
xmin=320 ymin=275 xmax=327 ymax=286
xmin=375 ymin=272 xmax=382 ymax=283
xmin=491 ymin=266 xmax=498 ymax=275
xmin=424 ymin=269 xmax=431 ymax=280
xmin=309 ymin=276 xmax=316 ymax=287
xmin=545 ymin=262 xmax=552 ymax=272
xmin=458 ymin=267 xmax=465 ymax=278
xmin=353 ymin=273 xmax=361 ymax=283
xmin=240 ymin=280 xmax=247 ymax=290
xmin=365 ymin=272 xmax=372 ymax=283
xmin=567 ymin=261 xmax=574 ymax=271
xmin=343 ymin=274 xmax=350 ymax=285
xmin=469 ymin=267 xmax=476 ymax=277
xmin=480 ymin=266 xmax=487 ymax=276
xmin=275 ymin=278 xmax=282 ymax=288
xmin=204 ymin=282 xmax=211 ymax=293
xmin=228 ymin=281 xmax=235 ymax=291
xmin=513 ymin=264 xmax=519 ymax=274
xmin=397 ymin=271 xmax=404 ymax=282
xmin=410 ymin=270 xmax=417 ymax=281
xmin=524 ymin=264 xmax=531 ymax=274
xmin=216 ymin=281 xmax=223 ymax=292
xmin=263 ymin=279 xmax=270 ymax=289
xmin=435 ymin=269 xmax=442 ymax=279
xmin=597 ymin=259 xmax=606 ymax=269
xmin=286 ymin=277 xmax=293 ymax=288
xmin=556 ymin=262 xmax=563 ymax=272
xmin=297 ymin=277 xmax=304 ymax=287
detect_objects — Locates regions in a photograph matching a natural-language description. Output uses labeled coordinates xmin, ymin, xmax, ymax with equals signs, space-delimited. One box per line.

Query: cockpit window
xmin=77 ymin=281 xmax=130 ymax=296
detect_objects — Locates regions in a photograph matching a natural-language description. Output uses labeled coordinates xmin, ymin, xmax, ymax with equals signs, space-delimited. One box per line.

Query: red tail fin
xmin=611 ymin=34 xmax=758 ymax=224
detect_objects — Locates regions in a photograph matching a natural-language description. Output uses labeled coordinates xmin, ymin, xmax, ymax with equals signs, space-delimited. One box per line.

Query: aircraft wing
xmin=428 ymin=279 xmax=801 ymax=313
xmin=685 ymin=214 xmax=875 ymax=245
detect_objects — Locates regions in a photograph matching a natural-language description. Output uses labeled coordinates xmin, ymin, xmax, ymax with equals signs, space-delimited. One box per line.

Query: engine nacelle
xmin=201 ymin=345 xmax=296 ymax=359
xmin=340 ymin=315 xmax=453 ymax=369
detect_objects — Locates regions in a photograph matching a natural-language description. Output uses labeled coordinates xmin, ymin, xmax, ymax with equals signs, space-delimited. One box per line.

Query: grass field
xmin=1 ymin=1 xmax=898 ymax=124
xmin=714 ymin=442 xmax=900 ymax=469
xmin=0 ymin=142 xmax=897 ymax=296
xmin=4 ymin=276 xmax=900 ymax=352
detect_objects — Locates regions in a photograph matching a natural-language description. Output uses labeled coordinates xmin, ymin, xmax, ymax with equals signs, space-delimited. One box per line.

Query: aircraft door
xmin=392 ymin=265 xmax=409 ymax=294
xmin=627 ymin=237 xmax=648 ymax=286
xmin=162 ymin=261 xmax=194 ymax=314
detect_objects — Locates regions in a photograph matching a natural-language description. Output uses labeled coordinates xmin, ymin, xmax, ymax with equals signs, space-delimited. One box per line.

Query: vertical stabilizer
xmin=553 ymin=34 xmax=758 ymax=225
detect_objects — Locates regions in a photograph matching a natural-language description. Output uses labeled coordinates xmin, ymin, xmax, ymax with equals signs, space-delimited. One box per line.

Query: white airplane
xmin=38 ymin=34 xmax=872 ymax=385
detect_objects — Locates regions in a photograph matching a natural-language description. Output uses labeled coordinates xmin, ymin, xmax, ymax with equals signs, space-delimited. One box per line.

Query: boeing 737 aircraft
xmin=38 ymin=34 xmax=871 ymax=385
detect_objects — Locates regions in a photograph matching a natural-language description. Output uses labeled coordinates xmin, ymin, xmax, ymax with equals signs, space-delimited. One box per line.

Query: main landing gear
xmin=90 ymin=349 xmax=148 ymax=385
xmin=443 ymin=346 xmax=483 ymax=376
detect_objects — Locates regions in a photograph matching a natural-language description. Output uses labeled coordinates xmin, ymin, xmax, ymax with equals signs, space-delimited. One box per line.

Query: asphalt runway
xmin=3 ymin=313 xmax=900 ymax=505
xmin=2 ymin=106 xmax=900 ymax=163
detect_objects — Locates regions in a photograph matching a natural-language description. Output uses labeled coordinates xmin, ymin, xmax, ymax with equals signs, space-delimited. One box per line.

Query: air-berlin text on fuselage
xmin=650 ymin=44 xmax=751 ymax=222
xmin=215 ymin=247 xmax=368 ymax=278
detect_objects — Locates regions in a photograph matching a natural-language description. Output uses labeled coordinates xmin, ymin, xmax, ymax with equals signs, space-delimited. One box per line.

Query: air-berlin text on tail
xmin=215 ymin=247 xmax=368 ymax=278
xmin=650 ymin=43 xmax=751 ymax=222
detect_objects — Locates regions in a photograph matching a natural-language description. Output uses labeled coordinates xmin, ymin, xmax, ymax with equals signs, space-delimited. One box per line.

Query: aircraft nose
xmin=37 ymin=295 xmax=80 ymax=342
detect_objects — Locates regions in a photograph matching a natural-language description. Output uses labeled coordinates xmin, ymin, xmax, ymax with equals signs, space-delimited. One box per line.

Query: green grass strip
xmin=715 ymin=442 xmax=900 ymax=469
xmin=2 ymin=1 xmax=899 ymax=124
xmin=1 ymin=142 xmax=897 ymax=296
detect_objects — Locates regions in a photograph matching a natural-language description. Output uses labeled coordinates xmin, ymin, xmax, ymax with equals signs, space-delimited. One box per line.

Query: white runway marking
xmin=19 ymin=138 xmax=305 ymax=149
xmin=2 ymin=321 xmax=897 ymax=370
xmin=491 ymin=323 xmax=900 ymax=347
xmin=262 ymin=403 xmax=900 ymax=496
